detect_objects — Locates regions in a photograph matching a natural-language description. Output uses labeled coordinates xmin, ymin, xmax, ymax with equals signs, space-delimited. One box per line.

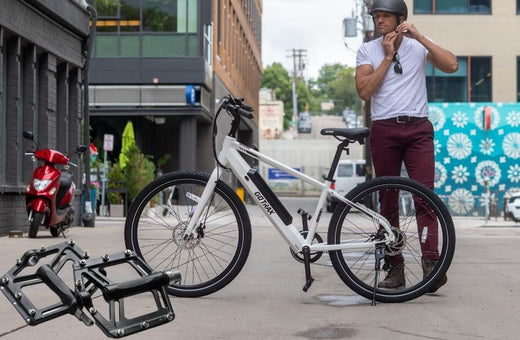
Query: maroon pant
xmin=370 ymin=118 xmax=439 ymax=264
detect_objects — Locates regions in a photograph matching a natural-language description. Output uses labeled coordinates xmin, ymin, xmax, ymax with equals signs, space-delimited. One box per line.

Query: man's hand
xmin=396 ymin=22 xmax=422 ymax=40
xmin=382 ymin=31 xmax=398 ymax=59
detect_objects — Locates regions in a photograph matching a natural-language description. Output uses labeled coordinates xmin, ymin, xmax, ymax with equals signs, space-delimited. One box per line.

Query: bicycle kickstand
xmin=371 ymin=242 xmax=386 ymax=306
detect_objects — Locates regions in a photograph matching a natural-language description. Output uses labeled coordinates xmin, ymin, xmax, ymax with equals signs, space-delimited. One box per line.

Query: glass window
xmin=188 ymin=34 xmax=198 ymax=57
xmin=518 ymin=0 xmax=520 ymax=14
xmin=142 ymin=34 xmax=186 ymax=57
xmin=355 ymin=164 xmax=366 ymax=177
xmin=414 ymin=0 xmax=433 ymax=13
xmin=188 ymin=0 xmax=197 ymax=33
xmin=95 ymin=35 xmax=118 ymax=57
xmin=470 ymin=57 xmax=492 ymax=102
xmin=338 ymin=164 xmax=353 ymax=177
xmin=95 ymin=0 xmax=119 ymax=18
xmin=143 ymin=0 xmax=177 ymax=32
xmin=120 ymin=35 xmax=140 ymax=57
xmin=121 ymin=0 xmax=141 ymax=32
xmin=426 ymin=57 xmax=491 ymax=102
xmin=414 ymin=0 xmax=491 ymax=14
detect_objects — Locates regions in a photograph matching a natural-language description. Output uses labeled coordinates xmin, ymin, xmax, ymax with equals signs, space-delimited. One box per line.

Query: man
xmin=355 ymin=0 xmax=458 ymax=291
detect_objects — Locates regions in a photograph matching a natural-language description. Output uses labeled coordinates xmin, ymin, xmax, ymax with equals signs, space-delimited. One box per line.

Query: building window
xmin=93 ymin=0 xmax=198 ymax=58
xmin=414 ymin=0 xmax=491 ymax=14
xmin=427 ymin=56 xmax=491 ymax=102
xmin=518 ymin=0 xmax=520 ymax=14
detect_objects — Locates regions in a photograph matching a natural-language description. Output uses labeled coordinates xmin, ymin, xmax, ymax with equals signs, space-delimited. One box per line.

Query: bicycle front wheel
xmin=125 ymin=171 xmax=252 ymax=297
xmin=328 ymin=176 xmax=455 ymax=303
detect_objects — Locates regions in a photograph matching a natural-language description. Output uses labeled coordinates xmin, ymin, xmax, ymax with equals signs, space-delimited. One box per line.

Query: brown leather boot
xmin=378 ymin=262 xmax=405 ymax=289
xmin=422 ymin=258 xmax=447 ymax=293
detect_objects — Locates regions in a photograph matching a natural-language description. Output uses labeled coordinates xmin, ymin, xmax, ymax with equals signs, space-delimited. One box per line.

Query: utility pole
xmin=287 ymin=49 xmax=307 ymax=127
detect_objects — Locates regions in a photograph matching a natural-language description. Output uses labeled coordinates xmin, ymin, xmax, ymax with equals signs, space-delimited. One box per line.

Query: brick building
xmin=0 ymin=0 xmax=90 ymax=235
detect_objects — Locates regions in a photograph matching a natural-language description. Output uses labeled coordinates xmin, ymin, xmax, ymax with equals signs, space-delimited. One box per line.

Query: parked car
xmin=506 ymin=192 xmax=520 ymax=222
xmin=297 ymin=112 xmax=312 ymax=133
xmin=326 ymin=159 xmax=366 ymax=212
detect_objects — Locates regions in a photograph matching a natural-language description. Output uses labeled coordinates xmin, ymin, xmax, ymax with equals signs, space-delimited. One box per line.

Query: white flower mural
xmin=451 ymin=111 xmax=468 ymax=128
xmin=451 ymin=165 xmax=469 ymax=184
xmin=434 ymin=140 xmax=441 ymax=156
xmin=479 ymin=138 xmax=495 ymax=156
xmin=447 ymin=133 xmax=472 ymax=160
xmin=434 ymin=162 xmax=447 ymax=189
xmin=502 ymin=132 xmax=520 ymax=159
xmin=507 ymin=164 xmax=520 ymax=183
xmin=506 ymin=110 xmax=520 ymax=127
xmin=428 ymin=106 xmax=446 ymax=131
xmin=448 ymin=188 xmax=474 ymax=214
xmin=428 ymin=103 xmax=520 ymax=216
xmin=475 ymin=160 xmax=501 ymax=187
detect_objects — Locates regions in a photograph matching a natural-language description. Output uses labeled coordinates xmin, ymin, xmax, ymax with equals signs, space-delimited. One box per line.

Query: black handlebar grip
xmin=102 ymin=270 xmax=180 ymax=301
xmin=237 ymin=107 xmax=254 ymax=119
xmin=36 ymin=265 xmax=77 ymax=308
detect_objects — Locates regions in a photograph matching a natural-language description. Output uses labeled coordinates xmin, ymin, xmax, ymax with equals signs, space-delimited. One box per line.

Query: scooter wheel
xmin=50 ymin=227 xmax=60 ymax=237
xmin=29 ymin=212 xmax=44 ymax=238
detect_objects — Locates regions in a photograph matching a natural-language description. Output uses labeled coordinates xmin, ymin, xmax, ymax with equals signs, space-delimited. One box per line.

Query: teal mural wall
xmin=428 ymin=102 xmax=520 ymax=216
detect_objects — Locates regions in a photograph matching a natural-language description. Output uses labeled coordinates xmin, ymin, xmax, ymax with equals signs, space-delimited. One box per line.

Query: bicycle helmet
xmin=370 ymin=0 xmax=408 ymax=20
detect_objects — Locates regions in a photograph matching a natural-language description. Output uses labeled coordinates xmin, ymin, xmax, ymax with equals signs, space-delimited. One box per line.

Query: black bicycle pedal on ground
xmin=0 ymin=241 xmax=180 ymax=338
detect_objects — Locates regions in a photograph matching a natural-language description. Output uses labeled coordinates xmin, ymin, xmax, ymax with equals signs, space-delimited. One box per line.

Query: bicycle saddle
xmin=320 ymin=127 xmax=370 ymax=144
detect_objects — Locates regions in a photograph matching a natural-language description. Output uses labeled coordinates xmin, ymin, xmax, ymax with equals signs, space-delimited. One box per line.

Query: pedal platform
xmin=0 ymin=241 xmax=179 ymax=338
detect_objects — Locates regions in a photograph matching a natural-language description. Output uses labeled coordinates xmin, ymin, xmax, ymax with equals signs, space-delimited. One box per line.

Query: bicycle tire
xmin=29 ymin=211 xmax=43 ymax=238
xmin=328 ymin=176 xmax=455 ymax=303
xmin=125 ymin=171 xmax=252 ymax=297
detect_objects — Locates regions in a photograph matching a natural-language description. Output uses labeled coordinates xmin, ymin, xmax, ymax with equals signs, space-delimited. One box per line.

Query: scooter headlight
xmin=33 ymin=179 xmax=52 ymax=191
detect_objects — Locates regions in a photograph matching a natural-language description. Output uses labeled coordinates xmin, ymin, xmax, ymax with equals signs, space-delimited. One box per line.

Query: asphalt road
xmin=0 ymin=198 xmax=520 ymax=339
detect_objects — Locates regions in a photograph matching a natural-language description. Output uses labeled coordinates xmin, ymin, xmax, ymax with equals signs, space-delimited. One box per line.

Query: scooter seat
xmin=56 ymin=171 xmax=73 ymax=208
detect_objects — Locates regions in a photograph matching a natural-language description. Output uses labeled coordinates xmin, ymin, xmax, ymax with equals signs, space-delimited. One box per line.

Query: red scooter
xmin=23 ymin=131 xmax=87 ymax=238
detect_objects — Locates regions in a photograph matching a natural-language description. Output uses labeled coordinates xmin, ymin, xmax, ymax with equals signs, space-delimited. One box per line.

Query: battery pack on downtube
xmin=246 ymin=169 xmax=292 ymax=225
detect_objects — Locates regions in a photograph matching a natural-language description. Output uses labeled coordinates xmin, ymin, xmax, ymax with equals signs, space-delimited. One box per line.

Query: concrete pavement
xmin=0 ymin=205 xmax=520 ymax=339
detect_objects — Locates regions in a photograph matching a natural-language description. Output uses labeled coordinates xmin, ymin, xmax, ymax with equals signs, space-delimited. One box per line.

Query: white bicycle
xmin=124 ymin=94 xmax=456 ymax=303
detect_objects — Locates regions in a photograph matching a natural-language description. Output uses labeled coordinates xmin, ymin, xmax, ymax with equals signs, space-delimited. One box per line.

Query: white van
xmin=326 ymin=159 xmax=366 ymax=212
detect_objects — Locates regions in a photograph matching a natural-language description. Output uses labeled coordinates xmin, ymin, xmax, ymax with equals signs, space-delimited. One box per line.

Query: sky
xmin=261 ymin=0 xmax=364 ymax=80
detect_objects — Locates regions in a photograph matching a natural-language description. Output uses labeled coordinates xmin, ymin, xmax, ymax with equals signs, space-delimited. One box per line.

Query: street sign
xmin=268 ymin=168 xmax=300 ymax=180
xmin=103 ymin=134 xmax=114 ymax=151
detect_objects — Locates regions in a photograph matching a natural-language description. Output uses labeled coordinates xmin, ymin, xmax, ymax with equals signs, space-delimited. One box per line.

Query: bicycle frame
xmin=184 ymin=134 xmax=395 ymax=253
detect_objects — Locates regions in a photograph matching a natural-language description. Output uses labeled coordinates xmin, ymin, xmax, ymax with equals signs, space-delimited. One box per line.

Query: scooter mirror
xmin=76 ymin=145 xmax=88 ymax=153
xmin=23 ymin=131 xmax=35 ymax=141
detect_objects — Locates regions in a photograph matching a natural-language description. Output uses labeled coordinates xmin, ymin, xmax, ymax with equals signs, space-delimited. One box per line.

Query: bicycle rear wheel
xmin=328 ymin=176 xmax=455 ymax=303
xmin=125 ymin=171 xmax=252 ymax=297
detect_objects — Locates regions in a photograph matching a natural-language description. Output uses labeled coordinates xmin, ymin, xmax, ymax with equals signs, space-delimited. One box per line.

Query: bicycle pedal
xmin=73 ymin=250 xmax=178 ymax=338
xmin=297 ymin=208 xmax=312 ymax=220
xmin=0 ymin=241 xmax=86 ymax=325
xmin=302 ymin=277 xmax=314 ymax=292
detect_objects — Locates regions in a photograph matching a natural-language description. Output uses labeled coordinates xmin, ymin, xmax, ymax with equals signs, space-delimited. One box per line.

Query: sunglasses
xmin=393 ymin=52 xmax=403 ymax=74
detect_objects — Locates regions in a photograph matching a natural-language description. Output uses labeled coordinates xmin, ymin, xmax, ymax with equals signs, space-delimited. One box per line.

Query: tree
xmin=315 ymin=63 xmax=347 ymax=97
xmin=261 ymin=62 xmax=293 ymax=129
xmin=329 ymin=67 xmax=362 ymax=113
xmin=313 ymin=63 xmax=360 ymax=114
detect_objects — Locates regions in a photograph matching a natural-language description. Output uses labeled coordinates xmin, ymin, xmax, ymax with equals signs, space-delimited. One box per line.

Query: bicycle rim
xmin=328 ymin=176 xmax=455 ymax=303
xmin=125 ymin=171 xmax=251 ymax=297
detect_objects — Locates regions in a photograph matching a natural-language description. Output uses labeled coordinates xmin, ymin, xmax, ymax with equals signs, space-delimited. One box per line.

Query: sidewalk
xmin=1 ymin=210 xmax=520 ymax=339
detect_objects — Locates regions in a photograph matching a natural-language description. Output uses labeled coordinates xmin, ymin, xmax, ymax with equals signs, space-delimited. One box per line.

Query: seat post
xmin=325 ymin=141 xmax=350 ymax=182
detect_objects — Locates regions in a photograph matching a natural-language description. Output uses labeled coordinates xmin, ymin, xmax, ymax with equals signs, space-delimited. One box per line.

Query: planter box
xmin=110 ymin=204 xmax=125 ymax=217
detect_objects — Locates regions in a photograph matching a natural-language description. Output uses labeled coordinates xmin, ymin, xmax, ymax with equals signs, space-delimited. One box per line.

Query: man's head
xmin=370 ymin=0 xmax=408 ymax=34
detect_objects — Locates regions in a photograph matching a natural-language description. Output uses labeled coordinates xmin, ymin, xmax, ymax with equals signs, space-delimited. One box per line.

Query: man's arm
xmin=397 ymin=23 xmax=458 ymax=74
xmin=355 ymin=32 xmax=399 ymax=101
